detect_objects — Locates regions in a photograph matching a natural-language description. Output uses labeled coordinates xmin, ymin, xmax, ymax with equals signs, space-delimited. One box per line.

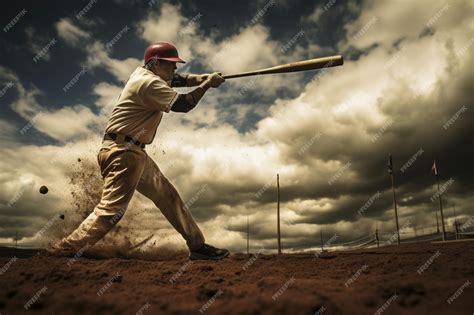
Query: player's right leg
xmin=136 ymin=156 xmax=229 ymax=260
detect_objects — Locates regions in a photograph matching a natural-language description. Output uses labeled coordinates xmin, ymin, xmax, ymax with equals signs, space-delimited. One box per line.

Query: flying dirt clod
xmin=39 ymin=185 xmax=48 ymax=194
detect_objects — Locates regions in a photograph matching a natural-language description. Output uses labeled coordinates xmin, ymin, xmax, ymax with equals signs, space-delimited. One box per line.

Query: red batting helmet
xmin=144 ymin=42 xmax=186 ymax=64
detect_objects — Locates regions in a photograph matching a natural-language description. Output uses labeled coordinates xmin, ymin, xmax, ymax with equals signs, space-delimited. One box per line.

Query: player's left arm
xmin=171 ymin=73 xmax=221 ymax=87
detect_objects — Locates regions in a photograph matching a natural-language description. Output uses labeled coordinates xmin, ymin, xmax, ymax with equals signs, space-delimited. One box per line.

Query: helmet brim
xmin=158 ymin=57 xmax=186 ymax=63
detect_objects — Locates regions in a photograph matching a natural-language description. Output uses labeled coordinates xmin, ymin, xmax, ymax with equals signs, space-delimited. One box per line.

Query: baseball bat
xmin=222 ymin=55 xmax=343 ymax=79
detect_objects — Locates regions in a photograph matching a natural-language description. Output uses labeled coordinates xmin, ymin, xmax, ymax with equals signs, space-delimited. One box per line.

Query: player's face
xmin=155 ymin=60 xmax=177 ymax=81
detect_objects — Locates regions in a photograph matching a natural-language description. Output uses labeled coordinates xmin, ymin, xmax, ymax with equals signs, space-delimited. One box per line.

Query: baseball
xmin=39 ymin=186 xmax=48 ymax=194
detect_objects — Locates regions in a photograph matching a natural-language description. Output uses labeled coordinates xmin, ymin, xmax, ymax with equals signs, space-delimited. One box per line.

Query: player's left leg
xmin=50 ymin=144 xmax=147 ymax=255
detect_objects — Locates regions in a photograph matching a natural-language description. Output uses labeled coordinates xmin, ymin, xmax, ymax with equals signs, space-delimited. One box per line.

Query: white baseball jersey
xmin=105 ymin=67 xmax=178 ymax=144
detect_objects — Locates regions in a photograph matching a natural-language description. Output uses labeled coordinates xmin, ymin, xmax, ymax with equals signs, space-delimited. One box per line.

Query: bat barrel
xmin=222 ymin=55 xmax=343 ymax=79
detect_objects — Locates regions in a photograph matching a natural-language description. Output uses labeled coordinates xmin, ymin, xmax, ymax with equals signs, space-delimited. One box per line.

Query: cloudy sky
xmin=0 ymin=0 xmax=473 ymax=254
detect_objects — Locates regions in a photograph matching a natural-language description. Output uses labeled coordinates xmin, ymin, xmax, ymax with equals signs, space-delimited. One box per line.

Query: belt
xmin=103 ymin=133 xmax=146 ymax=149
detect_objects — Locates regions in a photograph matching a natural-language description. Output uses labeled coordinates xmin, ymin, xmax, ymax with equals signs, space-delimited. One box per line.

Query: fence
xmin=321 ymin=224 xmax=474 ymax=252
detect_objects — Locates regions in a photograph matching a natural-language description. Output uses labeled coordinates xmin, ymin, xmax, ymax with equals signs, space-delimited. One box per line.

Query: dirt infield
xmin=0 ymin=241 xmax=473 ymax=314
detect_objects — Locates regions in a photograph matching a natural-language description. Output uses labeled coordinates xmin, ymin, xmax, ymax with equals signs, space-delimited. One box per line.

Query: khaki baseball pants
xmin=59 ymin=139 xmax=205 ymax=252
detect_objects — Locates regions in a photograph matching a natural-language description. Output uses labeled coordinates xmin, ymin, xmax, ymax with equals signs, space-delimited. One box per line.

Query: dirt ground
xmin=0 ymin=241 xmax=473 ymax=315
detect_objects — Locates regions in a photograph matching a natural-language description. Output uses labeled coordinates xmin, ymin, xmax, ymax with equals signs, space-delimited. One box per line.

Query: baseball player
xmin=49 ymin=43 xmax=229 ymax=260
